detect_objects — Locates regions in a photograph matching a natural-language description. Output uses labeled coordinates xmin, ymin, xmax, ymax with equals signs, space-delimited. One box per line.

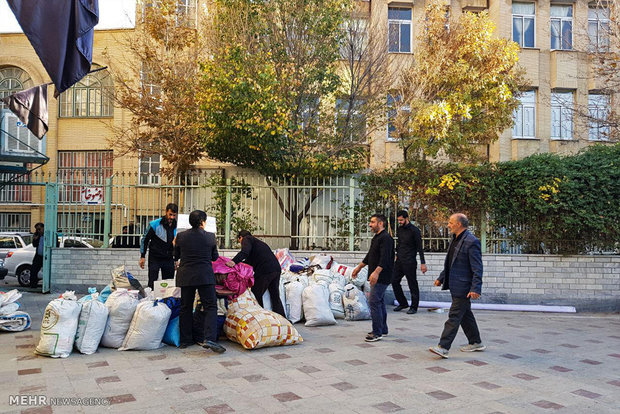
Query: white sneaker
xmin=429 ymin=345 xmax=449 ymax=358
xmin=460 ymin=343 xmax=486 ymax=352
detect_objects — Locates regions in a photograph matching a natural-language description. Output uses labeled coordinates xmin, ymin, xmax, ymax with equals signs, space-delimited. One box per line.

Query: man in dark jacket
xmin=225 ymin=230 xmax=285 ymax=317
xmin=139 ymin=203 xmax=177 ymax=289
xmin=392 ymin=210 xmax=427 ymax=314
xmin=29 ymin=222 xmax=44 ymax=288
xmin=174 ymin=210 xmax=225 ymax=353
xmin=430 ymin=213 xmax=485 ymax=358
xmin=352 ymin=214 xmax=395 ymax=342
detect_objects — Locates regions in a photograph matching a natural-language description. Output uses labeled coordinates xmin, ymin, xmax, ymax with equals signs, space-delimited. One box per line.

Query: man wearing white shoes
xmin=429 ymin=213 xmax=485 ymax=358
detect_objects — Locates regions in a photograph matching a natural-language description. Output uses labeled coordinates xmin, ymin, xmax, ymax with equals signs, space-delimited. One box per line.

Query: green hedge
xmin=359 ymin=144 xmax=620 ymax=254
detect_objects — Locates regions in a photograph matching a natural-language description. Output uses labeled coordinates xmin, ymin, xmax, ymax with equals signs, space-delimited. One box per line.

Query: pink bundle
xmin=212 ymin=257 xmax=255 ymax=299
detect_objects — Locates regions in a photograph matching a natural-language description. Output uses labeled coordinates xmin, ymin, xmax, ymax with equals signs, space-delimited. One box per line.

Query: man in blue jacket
xmin=139 ymin=203 xmax=178 ymax=289
xmin=430 ymin=213 xmax=485 ymax=358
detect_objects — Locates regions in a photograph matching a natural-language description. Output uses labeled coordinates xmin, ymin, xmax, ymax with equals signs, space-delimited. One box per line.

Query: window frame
xmin=550 ymin=91 xmax=574 ymax=140
xmin=588 ymin=6 xmax=610 ymax=52
xmin=588 ymin=93 xmax=610 ymax=141
xmin=386 ymin=93 xmax=410 ymax=142
xmin=512 ymin=90 xmax=537 ymax=139
xmin=138 ymin=152 xmax=161 ymax=186
xmin=58 ymin=67 xmax=113 ymax=118
xmin=550 ymin=4 xmax=573 ymax=51
xmin=512 ymin=2 xmax=536 ymax=48
xmin=388 ymin=7 xmax=413 ymax=54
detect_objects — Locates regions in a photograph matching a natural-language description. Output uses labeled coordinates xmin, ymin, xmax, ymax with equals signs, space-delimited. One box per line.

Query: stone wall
xmin=50 ymin=249 xmax=620 ymax=312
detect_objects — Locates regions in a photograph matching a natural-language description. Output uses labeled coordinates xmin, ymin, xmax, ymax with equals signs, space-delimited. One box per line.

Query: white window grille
xmin=512 ymin=3 xmax=535 ymax=48
xmin=550 ymin=5 xmax=573 ymax=50
xmin=588 ymin=94 xmax=610 ymax=141
xmin=550 ymin=91 xmax=573 ymax=140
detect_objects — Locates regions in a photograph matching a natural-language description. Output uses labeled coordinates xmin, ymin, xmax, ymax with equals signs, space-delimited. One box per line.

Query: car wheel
xmin=17 ymin=265 xmax=32 ymax=287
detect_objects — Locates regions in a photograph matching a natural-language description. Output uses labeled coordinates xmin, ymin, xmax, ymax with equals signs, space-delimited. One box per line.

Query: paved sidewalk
xmin=1 ymin=292 xmax=619 ymax=414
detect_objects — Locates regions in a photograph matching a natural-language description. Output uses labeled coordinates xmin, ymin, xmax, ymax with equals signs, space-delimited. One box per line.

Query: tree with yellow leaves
xmin=393 ymin=0 xmax=526 ymax=163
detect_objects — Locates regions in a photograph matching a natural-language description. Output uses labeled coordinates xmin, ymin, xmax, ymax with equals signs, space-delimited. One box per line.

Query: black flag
xmin=7 ymin=0 xmax=99 ymax=97
xmin=1 ymin=84 xmax=49 ymax=140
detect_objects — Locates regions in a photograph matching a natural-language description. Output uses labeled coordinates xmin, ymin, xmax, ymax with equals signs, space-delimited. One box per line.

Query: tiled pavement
xmin=1 ymin=292 xmax=619 ymax=413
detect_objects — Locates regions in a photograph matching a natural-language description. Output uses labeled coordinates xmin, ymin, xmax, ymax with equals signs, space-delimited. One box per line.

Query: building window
xmin=340 ymin=18 xmax=369 ymax=60
xmin=139 ymin=153 xmax=161 ymax=185
xmin=588 ymin=94 xmax=610 ymax=141
xmin=57 ymin=151 xmax=113 ymax=202
xmin=59 ymin=66 xmax=113 ymax=117
xmin=550 ymin=91 xmax=573 ymax=140
xmin=388 ymin=7 xmax=412 ymax=53
xmin=512 ymin=90 xmax=536 ymax=138
xmin=0 ymin=67 xmax=43 ymax=155
xmin=387 ymin=93 xmax=409 ymax=141
xmin=550 ymin=5 xmax=572 ymax=51
xmin=0 ymin=172 xmax=32 ymax=203
xmin=143 ymin=0 xmax=197 ymax=27
xmin=588 ymin=6 xmax=610 ymax=52
xmin=0 ymin=212 xmax=31 ymax=232
xmin=336 ymin=98 xmax=366 ymax=141
xmin=512 ymin=2 xmax=535 ymax=48
xmin=140 ymin=64 xmax=162 ymax=100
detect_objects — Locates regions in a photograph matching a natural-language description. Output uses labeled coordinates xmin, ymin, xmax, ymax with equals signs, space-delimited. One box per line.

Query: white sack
xmin=343 ymin=284 xmax=371 ymax=321
xmin=302 ymin=284 xmax=336 ymax=327
xmin=74 ymin=293 xmax=109 ymax=355
xmin=100 ymin=289 xmax=139 ymax=348
xmin=285 ymin=280 xmax=304 ymax=323
xmin=330 ymin=263 xmax=367 ymax=288
xmin=279 ymin=278 xmax=289 ymax=319
xmin=328 ymin=283 xmax=345 ymax=319
xmin=35 ymin=291 xmax=81 ymax=358
xmin=309 ymin=254 xmax=333 ymax=269
xmin=119 ymin=300 xmax=171 ymax=351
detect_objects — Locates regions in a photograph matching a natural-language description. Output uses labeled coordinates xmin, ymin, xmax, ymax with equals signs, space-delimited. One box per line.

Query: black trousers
xmin=439 ymin=295 xmax=482 ymax=350
xmin=391 ymin=260 xmax=419 ymax=310
xmin=180 ymin=285 xmax=217 ymax=344
xmin=251 ymin=270 xmax=286 ymax=317
xmin=30 ymin=254 xmax=43 ymax=288
xmin=147 ymin=257 xmax=175 ymax=289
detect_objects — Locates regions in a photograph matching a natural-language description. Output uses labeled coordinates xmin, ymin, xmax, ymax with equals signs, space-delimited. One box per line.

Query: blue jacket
xmin=437 ymin=229 xmax=483 ymax=298
xmin=140 ymin=217 xmax=177 ymax=260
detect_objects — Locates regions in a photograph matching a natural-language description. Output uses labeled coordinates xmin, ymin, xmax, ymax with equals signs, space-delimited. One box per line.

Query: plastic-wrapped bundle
xmin=284 ymin=280 xmax=304 ymax=323
xmin=224 ymin=290 xmax=302 ymax=349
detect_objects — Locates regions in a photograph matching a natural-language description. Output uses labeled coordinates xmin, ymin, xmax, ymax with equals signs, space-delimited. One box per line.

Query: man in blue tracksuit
xmin=139 ymin=203 xmax=178 ymax=289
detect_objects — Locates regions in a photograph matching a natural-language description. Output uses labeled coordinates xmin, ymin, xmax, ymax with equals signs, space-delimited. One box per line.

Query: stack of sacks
xmin=0 ymin=289 xmax=31 ymax=332
xmin=343 ymin=284 xmax=371 ymax=321
xmin=35 ymin=291 xmax=81 ymax=358
xmin=100 ymin=289 xmax=139 ymax=348
xmin=224 ymin=289 xmax=302 ymax=349
xmin=120 ymin=299 xmax=171 ymax=351
xmin=74 ymin=289 xmax=109 ymax=354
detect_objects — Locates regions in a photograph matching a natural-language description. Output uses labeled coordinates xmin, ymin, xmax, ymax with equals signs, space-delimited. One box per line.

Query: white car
xmin=4 ymin=237 xmax=100 ymax=287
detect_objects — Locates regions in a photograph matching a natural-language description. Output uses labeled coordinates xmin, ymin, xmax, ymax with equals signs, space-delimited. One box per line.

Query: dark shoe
xmin=406 ymin=308 xmax=417 ymax=314
xmin=179 ymin=343 xmax=192 ymax=349
xmin=368 ymin=332 xmax=388 ymax=337
xmin=365 ymin=333 xmax=382 ymax=342
xmin=393 ymin=305 xmax=407 ymax=312
xmin=202 ymin=340 xmax=226 ymax=354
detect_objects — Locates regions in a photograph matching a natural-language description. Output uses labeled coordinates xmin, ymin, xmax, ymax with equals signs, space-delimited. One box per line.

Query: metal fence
xmin=1 ymin=170 xmax=553 ymax=253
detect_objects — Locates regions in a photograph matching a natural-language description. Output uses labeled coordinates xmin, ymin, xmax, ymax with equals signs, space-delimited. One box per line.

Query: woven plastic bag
xmin=74 ymin=292 xmax=109 ymax=355
xmin=120 ymin=300 xmax=171 ymax=351
xmin=100 ymin=289 xmax=139 ymax=348
xmin=224 ymin=290 xmax=302 ymax=350
xmin=35 ymin=291 xmax=81 ymax=358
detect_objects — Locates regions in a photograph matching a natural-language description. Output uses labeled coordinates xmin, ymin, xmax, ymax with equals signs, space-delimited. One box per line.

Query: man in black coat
xmin=429 ymin=213 xmax=485 ymax=359
xmin=392 ymin=210 xmax=427 ymax=314
xmin=226 ymin=230 xmax=285 ymax=317
xmin=174 ymin=210 xmax=225 ymax=353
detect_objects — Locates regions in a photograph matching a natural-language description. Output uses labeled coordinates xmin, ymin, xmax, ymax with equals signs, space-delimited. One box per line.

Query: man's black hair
xmin=397 ymin=210 xmax=409 ymax=219
xmin=370 ymin=214 xmax=387 ymax=227
xmin=189 ymin=210 xmax=207 ymax=228
xmin=237 ymin=230 xmax=252 ymax=238
xmin=165 ymin=203 xmax=178 ymax=213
